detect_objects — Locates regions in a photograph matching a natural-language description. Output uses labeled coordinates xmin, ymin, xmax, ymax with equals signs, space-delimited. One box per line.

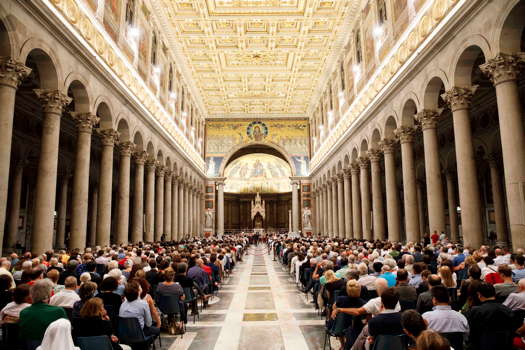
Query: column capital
xmin=118 ymin=141 xmax=135 ymax=157
xmin=172 ymin=175 xmax=180 ymax=184
xmin=343 ymin=168 xmax=352 ymax=178
xmin=395 ymin=126 xmax=418 ymax=144
xmin=337 ymin=173 xmax=345 ymax=182
xmin=132 ymin=150 xmax=148 ymax=165
xmin=441 ymin=86 xmax=477 ymax=112
xmin=34 ymin=89 xmax=72 ymax=114
xmin=215 ymin=177 xmax=226 ymax=187
xmin=145 ymin=157 xmax=157 ymax=170
xmin=97 ymin=128 xmax=119 ymax=146
xmin=350 ymin=162 xmax=360 ymax=174
xmin=367 ymin=148 xmax=382 ymax=163
xmin=71 ymin=112 xmax=99 ymax=134
xmin=164 ymin=169 xmax=172 ymax=178
xmin=415 ymin=110 xmax=440 ymax=130
xmin=379 ymin=138 xmax=398 ymax=154
xmin=0 ymin=57 xmax=31 ymax=89
xmin=479 ymin=53 xmax=525 ymax=86
xmin=358 ymin=156 xmax=369 ymax=169
xmin=155 ymin=163 xmax=165 ymax=177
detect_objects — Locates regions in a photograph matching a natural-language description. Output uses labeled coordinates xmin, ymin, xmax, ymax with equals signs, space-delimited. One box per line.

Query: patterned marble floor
xmin=160 ymin=244 xmax=333 ymax=350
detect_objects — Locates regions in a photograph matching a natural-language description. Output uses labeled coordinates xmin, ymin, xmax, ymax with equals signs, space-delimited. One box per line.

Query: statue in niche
xmin=302 ymin=207 xmax=312 ymax=229
xmin=204 ymin=210 xmax=214 ymax=229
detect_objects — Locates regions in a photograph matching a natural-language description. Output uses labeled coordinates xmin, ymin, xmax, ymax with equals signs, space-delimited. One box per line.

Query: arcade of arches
xmin=0 ymin=0 xmax=524 ymax=253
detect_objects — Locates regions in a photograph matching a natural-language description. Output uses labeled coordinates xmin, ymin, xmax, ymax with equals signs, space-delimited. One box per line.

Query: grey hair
xmin=31 ymin=279 xmax=53 ymax=303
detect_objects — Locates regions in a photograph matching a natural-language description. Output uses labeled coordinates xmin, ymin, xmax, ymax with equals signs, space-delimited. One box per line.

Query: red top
xmin=201 ymin=265 xmax=212 ymax=277
xmin=431 ymin=233 xmax=439 ymax=244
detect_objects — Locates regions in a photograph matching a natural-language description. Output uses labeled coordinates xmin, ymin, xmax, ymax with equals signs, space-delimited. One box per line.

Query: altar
xmin=251 ymin=193 xmax=265 ymax=231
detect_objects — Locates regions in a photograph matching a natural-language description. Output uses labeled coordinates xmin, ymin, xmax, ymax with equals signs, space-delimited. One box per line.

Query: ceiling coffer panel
xmin=157 ymin=0 xmax=355 ymax=117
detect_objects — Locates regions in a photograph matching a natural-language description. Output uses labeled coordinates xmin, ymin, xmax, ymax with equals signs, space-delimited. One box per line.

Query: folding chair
xmin=117 ymin=317 xmax=156 ymax=350
xmin=372 ymin=334 xmax=408 ymax=350
xmin=183 ymin=286 xmax=199 ymax=323
xmin=76 ymin=335 xmax=113 ymax=350
xmin=155 ymin=291 xmax=184 ymax=339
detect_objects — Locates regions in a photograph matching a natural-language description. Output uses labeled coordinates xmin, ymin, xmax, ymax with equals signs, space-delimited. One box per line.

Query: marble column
xmin=116 ymin=141 xmax=134 ymax=245
xmin=217 ymin=179 xmax=225 ymax=238
xmin=343 ymin=170 xmax=353 ymax=239
xmin=178 ymin=182 xmax=184 ymax=237
xmin=184 ymin=185 xmax=190 ymax=236
xmin=96 ymin=129 xmax=118 ymax=247
xmin=417 ymin=181 xmax=426 ymax=236
xmin=154 ymin=164 xmax=165 ymax=241
xmin=188 ymin=187 xmax=194 ymax=236
xmin=442 ymin=87 xmax=483 ymax=248
xmin=396 ymin=126 xmax=420 ymax=243
xmin=416 ymin=110 xmax=446 ymax=234
xmin=69 ymin=113 xmax=98 ymax=250
xmin=88 ymin=188 xmax=98 ymax=247
xmin=331 ymin=178 xmax=339 ymax=237
xmin=369 ymin=149 xmax=385 ymax=240
xmin=0 ymin=58 xmax=31 ymax=254
xmin=144 ymin=158 xmax=156 ymax=242
xmin=327 ymin=181 xmax=333 ymax=236
xmin=380 ymin=139 xmax=401 ymax=242
xmin=171 ymin=177 xmax=178 ymax=240
xmin=56 ymin=173 xmax=70 ymax=249
xmin=445 ymin=172 xmax=458 ymax=242
xmin=6 ymin=160 xmax=25 ymax=248
xmin=321 ymin=186 xmax=327 ymax=235
xmin=351 ymin=163 xmax=362 ymax=239
xmin=131 ymin=151 xmax=147 ymax=243
xmin=164 ymin=170 xmax=172 ymax=240
xmin=480 ymin=54 xmax=525 ymax=250
xmin=488 ymin=156 xmax=508 ymax=245
xmin=32 ymin=90 xmax=72 ymax=254
xmin=359 ymin=157 xmax=371 ymax=240
xmin=291 ymin=180 xmax=300 ymax=232
xmin=337 ymin=174 xmax=345 ymax=238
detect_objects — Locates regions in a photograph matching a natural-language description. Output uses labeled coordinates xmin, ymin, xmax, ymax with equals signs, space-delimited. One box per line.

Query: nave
xmin=165 ymin=245 xmax=327 ymax=350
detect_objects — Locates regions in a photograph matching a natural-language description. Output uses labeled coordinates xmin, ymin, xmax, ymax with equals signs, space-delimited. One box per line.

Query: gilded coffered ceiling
xmin=152 ymin=0 xmax=358 ymax=118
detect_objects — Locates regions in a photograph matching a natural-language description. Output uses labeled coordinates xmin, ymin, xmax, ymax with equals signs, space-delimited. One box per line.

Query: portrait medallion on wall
xmin=246 ymin=121 xmax=268 ymax=142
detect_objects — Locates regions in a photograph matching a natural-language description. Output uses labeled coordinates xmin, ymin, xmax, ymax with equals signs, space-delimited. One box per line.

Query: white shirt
xmin=494 ymin=254 xmax=511 ymax=266
xmin=49 ymin=289 xmax=80 ymax=308
xmin=0 ymin=302 xmax=30 ymax=323
xmin=423 ymin=305 xmax=469 ymax=333
xmin=363 ymin=296 xmax=400 ymax=316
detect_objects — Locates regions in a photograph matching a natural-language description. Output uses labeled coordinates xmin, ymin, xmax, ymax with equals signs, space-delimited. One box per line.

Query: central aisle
xmin=167 ymin=244 xmax=329 ymax=349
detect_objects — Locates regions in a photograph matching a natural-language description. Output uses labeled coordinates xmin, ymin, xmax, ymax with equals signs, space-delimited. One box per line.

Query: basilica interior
xmin=0 ymin=0 xmax=524 ymax=349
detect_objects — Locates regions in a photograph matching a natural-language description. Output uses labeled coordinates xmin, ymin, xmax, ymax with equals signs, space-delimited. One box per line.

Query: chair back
xmin=76 ymin=335 xmax=113 ymax=350
xmin=440 ymin=332 xmax=464 ymax=350
xmin=183 ymin=287 xmax=196 ymax=301
xmin=1 ymin=323 xmax=20 ymax=348
xmin=104 ymin=304 xmax=119 ymax=332
xmin=117 ymin=317 xmax=146 ymax=345
xmin=155 ymin=292 xmax=181 ymax=315
xmin=477 ymin=330 xmax=513 ymax=350
xmin=399 ymin=299 xmax=416 ymax=311
xmin=372 ymin=334 xmax=407 ymax=350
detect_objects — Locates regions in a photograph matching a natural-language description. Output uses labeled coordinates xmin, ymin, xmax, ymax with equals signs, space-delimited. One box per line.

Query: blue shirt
xmin=453 ymin=253 xmax=466 ymax=267
xmin=119 ymin=299 xmax=152 ymax=329
xmin=512 ymin=268 xmax=525 ymax=283
xmin=379 ymin=272 xmax=396 ymax=287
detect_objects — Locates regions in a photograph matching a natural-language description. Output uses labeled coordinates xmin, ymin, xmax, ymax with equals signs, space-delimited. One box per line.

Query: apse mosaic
xmin=223 ymin=153 xmax=292 ymax=194
xmin=205 ymin=119 xmax=310 ymax=177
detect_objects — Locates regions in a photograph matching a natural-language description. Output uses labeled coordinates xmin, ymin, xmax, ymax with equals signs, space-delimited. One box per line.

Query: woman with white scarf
xmin=36 ymin=318 xmax=79 ymax=350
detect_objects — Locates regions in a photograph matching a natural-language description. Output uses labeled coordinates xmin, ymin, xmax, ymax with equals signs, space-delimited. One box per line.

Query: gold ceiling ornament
xmin=45 ymin=0 xmax=205 ymax=171
xmin=153 ymin=0 xmax=356 ymax=117
xmin=311 ymin=0 xmax=463 ymax=170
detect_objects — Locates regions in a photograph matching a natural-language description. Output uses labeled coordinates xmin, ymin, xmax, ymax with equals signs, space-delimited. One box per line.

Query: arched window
xmin=378 ymin=0 xmax=387 ymax=24
xmin=340 ymin=61 xmax=345 ymax=90
xmin=168 ymin=66 xmax=174 ymax=92
xmin=125 ymin=0 xmax=136 ymax=26
xmin=355 ymin=30 xmax=362 ymax=64
xmin=151 ymin=32 xmax=157 ymax=66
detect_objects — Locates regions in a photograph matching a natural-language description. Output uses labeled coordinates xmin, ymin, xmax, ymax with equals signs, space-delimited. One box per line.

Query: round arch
xmin=218 ymin=140 xmax=297 ymax=177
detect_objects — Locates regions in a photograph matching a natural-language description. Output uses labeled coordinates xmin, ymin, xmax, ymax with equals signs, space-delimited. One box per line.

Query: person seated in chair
xmin=119 ymin=281 xmax=160 ymax=337
xmin=73 ymin=297 xmax=129 ymax=350
xmin=422 ymin=285 xmax=468 ymax=334
xmin=367 ymin=287 xmax=404 ymax=345
xmin=19 ymin=279 xmax=67 ymax=343
xmin=0 ymin=284 xmax=31 ymax=324
xmin=49 ymin=276 xmax=80 ymax=308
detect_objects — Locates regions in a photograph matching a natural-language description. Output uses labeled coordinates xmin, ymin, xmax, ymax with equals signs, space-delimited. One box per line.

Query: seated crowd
xmin=0 ymin=236 xmax=247 ymax=350
xmin=271 ymin=234 xmax=525 ymax=350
